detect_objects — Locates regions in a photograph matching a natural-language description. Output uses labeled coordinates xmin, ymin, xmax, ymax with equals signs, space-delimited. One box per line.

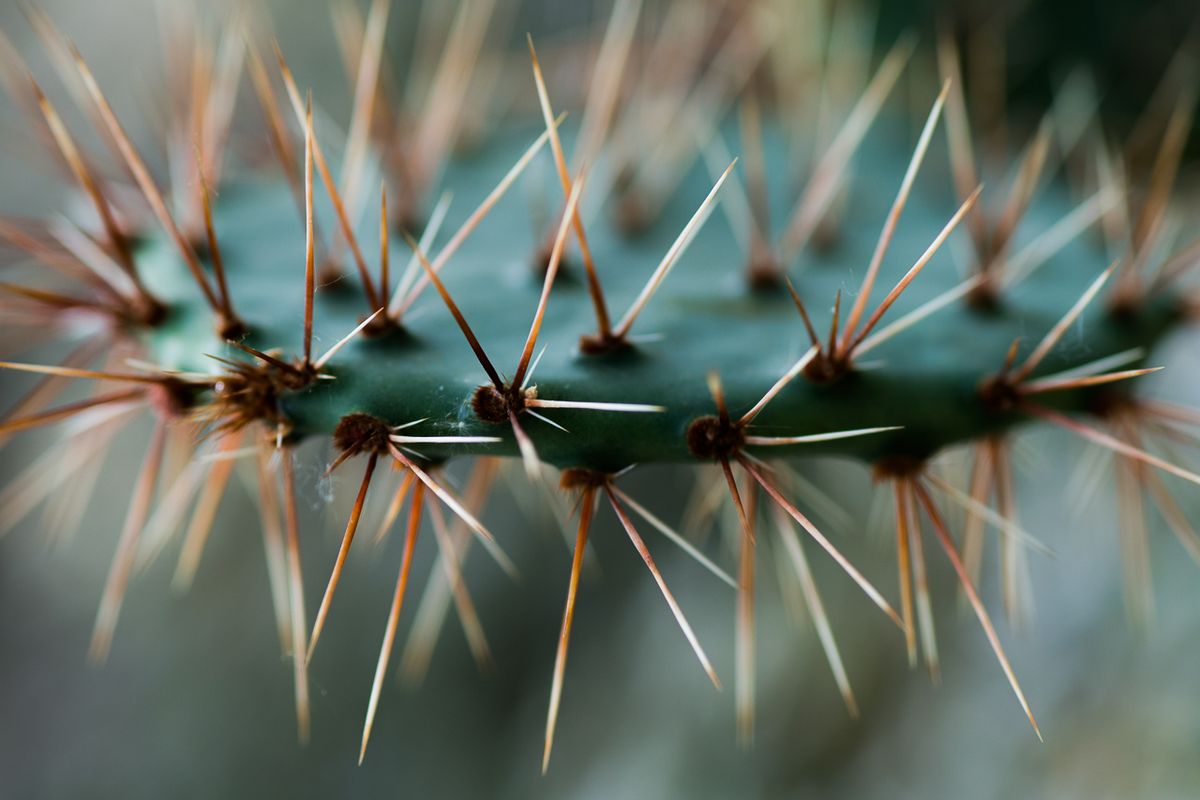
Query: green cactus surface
xmin=4 ymin=0 xmax=1199 ymax=773
xmin=140 ymin=123 xmax=1181 ymax=471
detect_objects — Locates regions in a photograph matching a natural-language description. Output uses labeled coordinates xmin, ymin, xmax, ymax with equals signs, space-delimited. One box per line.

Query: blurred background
xmin=2 ymin=1 xmax=1199 ymax=797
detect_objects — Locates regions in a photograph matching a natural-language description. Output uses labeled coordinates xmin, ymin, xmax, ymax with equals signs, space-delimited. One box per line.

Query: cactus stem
xmin=6 ymin=0 xmax=1200 ymax=759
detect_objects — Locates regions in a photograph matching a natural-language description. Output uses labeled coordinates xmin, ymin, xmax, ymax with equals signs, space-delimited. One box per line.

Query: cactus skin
xmin=4 ymin=0 xmax=1200 ymax=770
xmin=140 ymin=124 xmax=1181 ymax=471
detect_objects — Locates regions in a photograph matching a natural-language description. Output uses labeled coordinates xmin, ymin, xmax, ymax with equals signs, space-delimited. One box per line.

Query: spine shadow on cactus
xmin=0 ymin=0 xmax=1198 ymax=772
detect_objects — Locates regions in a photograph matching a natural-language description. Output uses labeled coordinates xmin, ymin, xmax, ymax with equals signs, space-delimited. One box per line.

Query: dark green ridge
xmin=138 ymin=122 xmax=1184 ymax=472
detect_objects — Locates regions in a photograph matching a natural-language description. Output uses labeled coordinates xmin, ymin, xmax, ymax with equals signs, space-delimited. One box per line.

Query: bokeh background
xmin=2 ymin=1 xmax=1199 ymax=797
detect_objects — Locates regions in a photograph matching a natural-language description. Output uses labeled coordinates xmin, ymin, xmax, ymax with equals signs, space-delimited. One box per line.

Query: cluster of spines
xmin=0 ymin=0 xmax=1199 ymax=773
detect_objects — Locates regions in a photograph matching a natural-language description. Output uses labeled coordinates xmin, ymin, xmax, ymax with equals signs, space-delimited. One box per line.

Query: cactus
xmin=1 ymin=0 xmax=1198 ymax=772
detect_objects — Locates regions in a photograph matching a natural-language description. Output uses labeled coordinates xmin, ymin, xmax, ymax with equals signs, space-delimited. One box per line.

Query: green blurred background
xmin=2 ymin=1 xmax=1199 ymax=797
